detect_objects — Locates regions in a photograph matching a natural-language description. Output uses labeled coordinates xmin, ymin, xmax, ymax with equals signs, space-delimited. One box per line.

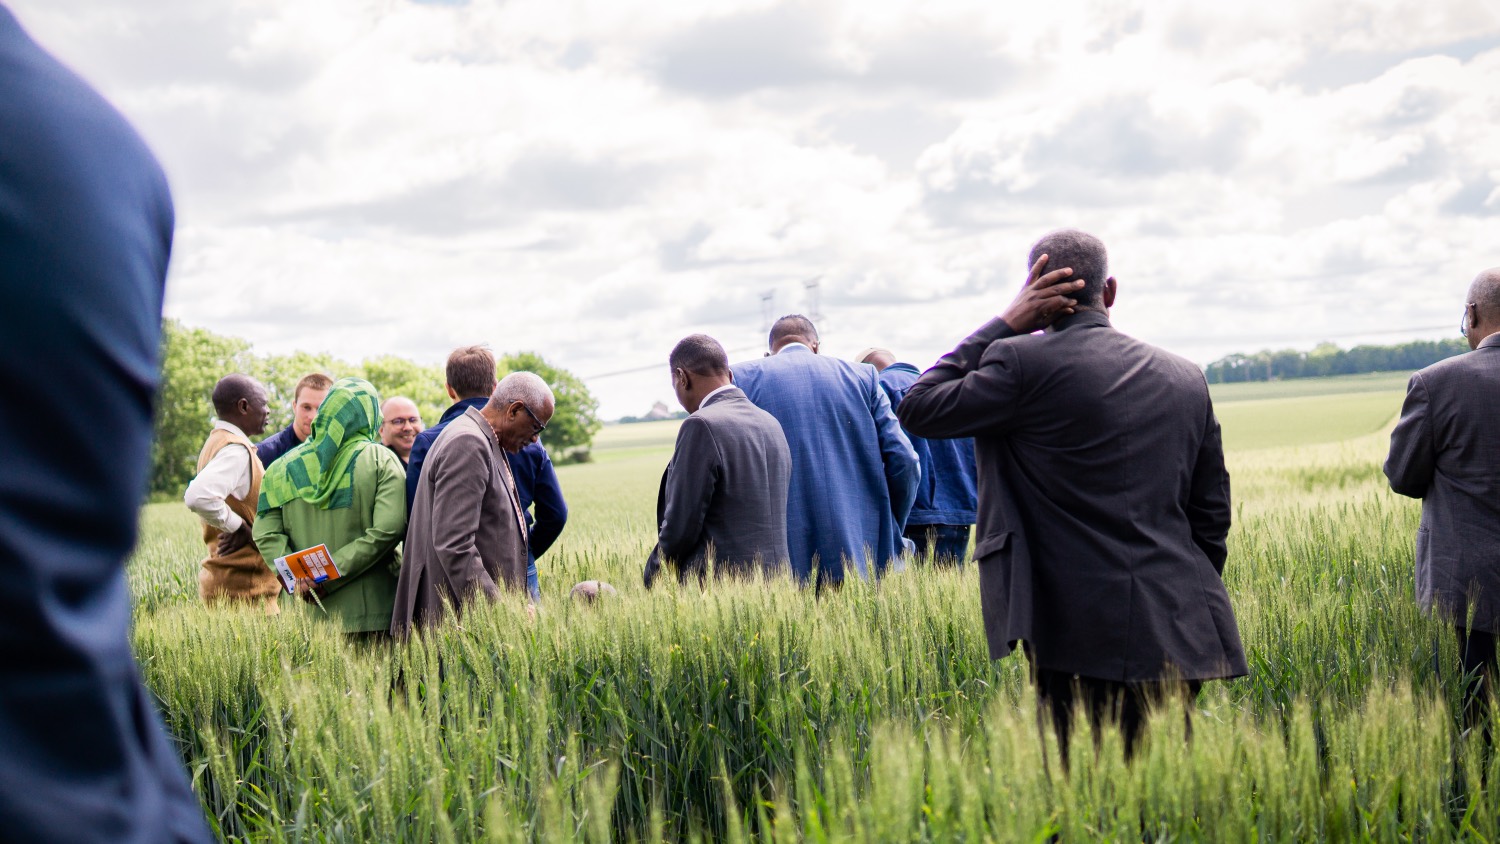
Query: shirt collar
xmin=886 ymin=362 xmax=921 ymax=375
xmin=1478 ymin=332 xmax=1500 ymax=351
xmin=441 ymin=396 xmax=490 ymax=424
xmin=213 ymin=419 xmax=247 ymax=439
xmin=777 ymin=342 xmax=811 ymax=354
xmin=698 ymin=384 xmax=738 ymax=409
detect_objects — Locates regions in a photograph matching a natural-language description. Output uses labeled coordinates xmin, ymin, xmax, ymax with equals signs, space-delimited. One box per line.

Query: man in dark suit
xmin=645 ymin=334 xmax=792 ymax=586
xmin=1386 ymin=267 xmax=1500 ymax=731
xmin=0 ymin=7 xmax=210 ymax=841
xmin=898 ymin=229 xmax=1247 ymax=763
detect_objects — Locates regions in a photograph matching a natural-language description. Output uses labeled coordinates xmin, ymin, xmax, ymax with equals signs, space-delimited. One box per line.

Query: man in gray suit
xmin=645 ymin=334 xmax=793 ymax=586
xmin=898 ymin=229 xmax=1247 ymax=763
xmin=1386 ymin=267 xmax=1500 ymax=731
xmin=391 ymin=372 xmax=552 ymax=635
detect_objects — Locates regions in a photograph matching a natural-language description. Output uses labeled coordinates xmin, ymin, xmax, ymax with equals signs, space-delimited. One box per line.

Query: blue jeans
xmin=904 ymin=524 xmax=972 ymax=567
xmin=526 ymin=555 xmax=540 ymax=602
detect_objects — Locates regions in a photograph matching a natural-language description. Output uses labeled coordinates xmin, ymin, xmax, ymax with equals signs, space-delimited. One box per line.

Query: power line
xmin=583 ymin=346 xmax=763 ymax=381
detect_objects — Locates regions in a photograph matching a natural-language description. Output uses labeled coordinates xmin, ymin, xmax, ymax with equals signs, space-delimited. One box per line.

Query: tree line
xmin=1204 ymin=338 xmax=1469 ymax=384
xmin=151 ymin=320 xmax=601 ymax=497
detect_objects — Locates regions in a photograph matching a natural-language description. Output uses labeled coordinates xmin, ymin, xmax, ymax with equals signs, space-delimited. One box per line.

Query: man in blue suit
xmin=732 ymin=315 xmax=919 ymax=586
xmin=0 ymin=7 xmax=210 ymax=841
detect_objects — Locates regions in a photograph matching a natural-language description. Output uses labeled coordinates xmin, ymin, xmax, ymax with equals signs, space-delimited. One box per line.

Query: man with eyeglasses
xmin=1386 ymin=266 xmax=1500 ymax=737
xmin=392 ymin=372 xmax=555 ymax=634
xmin=379 ymin=396 xmax=425 ymax=470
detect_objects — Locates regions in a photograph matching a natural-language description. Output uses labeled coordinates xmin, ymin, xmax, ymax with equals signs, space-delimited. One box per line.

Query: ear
xmin=809 ymin=341 xmax=820 ymax=355
xmin=1102 ymin=277 xmax=1118 ymax=309
xmin=445 ymin=383 xmax=458 ymax=401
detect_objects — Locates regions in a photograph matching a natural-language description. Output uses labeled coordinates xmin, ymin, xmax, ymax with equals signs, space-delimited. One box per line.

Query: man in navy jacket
xmin=857 ymin=348 xmax=978 ymax=565
xmin=408 ymin=346 xmax=568 ymax=601
xmin=0 ymin=7 xmax=209 ymax=840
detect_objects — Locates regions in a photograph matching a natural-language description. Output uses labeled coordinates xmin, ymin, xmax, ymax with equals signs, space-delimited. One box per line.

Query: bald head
xmin=379 ymin=396 xmax=423 ymax=459
xmin=855 ymin=347 xmax=896 ymax=371
xmin=211 ymin=374 xmax=270 ymax=436
xmin=1464 ymin=267 xmax=1500 ymax=349
xmin=769 ymin=314 xmax=819 ymax=353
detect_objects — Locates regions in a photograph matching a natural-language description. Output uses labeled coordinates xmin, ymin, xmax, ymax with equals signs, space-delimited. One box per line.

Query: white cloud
xmin=7 ymin=0 xmax=1500 ymax=418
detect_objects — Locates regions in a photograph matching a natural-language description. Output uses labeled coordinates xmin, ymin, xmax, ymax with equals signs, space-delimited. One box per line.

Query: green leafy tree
xmin=360 ymin=355 xmax=447 ymax=429
xmin=151 ymin=320 xmax=254 ymax=497
xmin=250 ymin=351 xmax=349 ymax=433
xmin=498 ymin=351 xmax=601 ymax=463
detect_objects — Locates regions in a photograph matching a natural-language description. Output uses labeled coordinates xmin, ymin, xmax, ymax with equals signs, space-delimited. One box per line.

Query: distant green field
xmin=590 ymin=376 xmax=1411 ymax=456
xmin=1208 ymin=370 xmax=1411 ymax=402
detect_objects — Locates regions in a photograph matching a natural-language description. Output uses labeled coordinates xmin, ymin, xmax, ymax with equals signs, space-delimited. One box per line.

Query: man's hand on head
xmin=1000 ymin=254 xmax=1085 ymax=334
xmin=216 ymin=524 xmax=252 ymax=557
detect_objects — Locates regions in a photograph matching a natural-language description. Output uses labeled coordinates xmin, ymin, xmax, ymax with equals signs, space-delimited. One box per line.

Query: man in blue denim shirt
xmin=857 ymin=348 xmax=978 ymax=565
xmin=407 ymin=345 xmax=568 ymax=601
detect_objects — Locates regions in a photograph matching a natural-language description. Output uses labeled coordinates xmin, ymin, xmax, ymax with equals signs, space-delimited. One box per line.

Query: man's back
xmin=732 ymin=346 xmax=917 ymax=583
xmin=654 ymin=389 xmax=791 ymax=579
xmin=0 ymin=7 xmax=207 ymax=840
xmin=901 ymin=311 xmax=1244 ymax=682
xmin=1385 ymin=336 xmax=1500 ymax=627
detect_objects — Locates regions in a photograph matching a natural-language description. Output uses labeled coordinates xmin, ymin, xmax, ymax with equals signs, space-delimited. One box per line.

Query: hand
xmin=1000 ymin=253 xmax=1086 ymax=334
xmin=294 ymin=578 xmax=317 ymax=599
xmin=216 ymin=524 xmax=252 ymax=557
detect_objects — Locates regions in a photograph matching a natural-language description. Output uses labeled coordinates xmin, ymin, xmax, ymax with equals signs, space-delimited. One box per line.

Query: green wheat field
xmin=128 ymin=370 xmax=1500 ymax=841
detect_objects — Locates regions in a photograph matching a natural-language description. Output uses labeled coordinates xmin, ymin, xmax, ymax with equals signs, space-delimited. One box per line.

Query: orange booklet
xmin=270 ymin=544 xmax=342 ymax=594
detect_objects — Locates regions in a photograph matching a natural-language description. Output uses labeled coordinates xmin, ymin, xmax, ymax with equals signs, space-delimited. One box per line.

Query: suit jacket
xmin=0 ymin=8 xmax=209 ymax=841
xmin=732 ymin=346 xmax=919 ymax=584
xmin=1385 ymin=333 xmax=1500 ymax=631
xmin=643 ymin=388 xmax=792 ymax=586
xmin=391 ymin=408 xmax=529 ymax=635
xmin=898 ymin=311 xmax=1246 ymax=682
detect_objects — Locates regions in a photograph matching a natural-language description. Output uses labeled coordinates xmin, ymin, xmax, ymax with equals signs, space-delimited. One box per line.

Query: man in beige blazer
xmin=391 ymin=372 xmax=554 ymax=635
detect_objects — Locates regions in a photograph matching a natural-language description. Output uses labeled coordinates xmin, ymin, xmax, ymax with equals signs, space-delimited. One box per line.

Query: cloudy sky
xmin=10 ymin=0 xmax=1500 ymax=418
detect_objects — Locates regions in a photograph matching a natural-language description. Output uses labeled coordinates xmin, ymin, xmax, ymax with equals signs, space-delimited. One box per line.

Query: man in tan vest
xmin=184 ymin=373 xmax=283 ymax=613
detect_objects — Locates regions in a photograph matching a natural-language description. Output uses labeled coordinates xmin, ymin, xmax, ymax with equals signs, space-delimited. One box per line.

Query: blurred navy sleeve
xmin=0 ymin=8 xmax=210 ymax=842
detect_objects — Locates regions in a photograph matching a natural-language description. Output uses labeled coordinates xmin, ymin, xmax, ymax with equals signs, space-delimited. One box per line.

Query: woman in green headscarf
xmin=254 ymin=377 xmax=408 ymax=636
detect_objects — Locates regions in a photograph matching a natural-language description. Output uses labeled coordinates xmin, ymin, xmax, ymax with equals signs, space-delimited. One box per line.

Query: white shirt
xmin=697 ymin=383 xmax=737 ymax=410
xmin=183 ymin=420 xmax=254 ymax=534
xmin=777 ymin=342 xmax=809 ymax=354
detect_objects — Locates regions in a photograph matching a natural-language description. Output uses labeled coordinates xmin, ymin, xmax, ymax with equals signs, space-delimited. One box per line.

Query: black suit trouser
xmin=1033 ymin=669 xmax=1201 ymax=767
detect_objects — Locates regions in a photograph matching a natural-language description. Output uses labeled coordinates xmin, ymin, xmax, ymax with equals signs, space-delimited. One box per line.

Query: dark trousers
xmin=1034 ymin=669 xmax=1201 ymax=768
xmin=905 ymin=524 xmax=972 ymax=567
xmin=1456 ymin=626 xmax=1497 ymax=733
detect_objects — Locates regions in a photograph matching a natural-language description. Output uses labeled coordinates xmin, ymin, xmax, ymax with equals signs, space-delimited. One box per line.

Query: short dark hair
xmin=212 ymin=373 xmax=261 ymax=417
xmin=669 ymin=334 xmax=730 ymax=376
xmin=1027 ymin=229 xmax=1109 ymax=306
xmin=447 ymin=344 xmax=497 ymax=400
xmin=293 ymin=372 xmax=333 ymax=405
xmin=768 ymin=314 xmax=818 ymax=349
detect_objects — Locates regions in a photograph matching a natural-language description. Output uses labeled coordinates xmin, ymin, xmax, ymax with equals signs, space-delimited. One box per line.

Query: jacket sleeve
xmin=251 ymin=504 xmax=293 ymax=575
xmin=323 ymin=446 xmax=408 ymax=595
xmin=427 ymin=432 xmax=502 ymax=601
xmin=527 ymin=449 xmax=569 ymax=560
xmin=657 ymin=417 xmax=717 ymax=565
xmin=1186 ymin=398 xmax=1232 ymax=575
xmin=871 ymin=382 xmax=919 ymax=529
xmin=405 ymin=429 xmax=434 ymax=515
xmin=1384 ymin=372 xmax=1435 ymax=499
xmin=898 ymin=317 xmax=1024 ymax=439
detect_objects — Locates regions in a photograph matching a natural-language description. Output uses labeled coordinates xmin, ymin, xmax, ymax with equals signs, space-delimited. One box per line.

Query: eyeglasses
xmin=1462 ymin=303 xmax=1474 ymax=338
xmin=387 ymin=416 xmax=422 ymax=427
xmin=521 ymin=403 xmax=547 ymax=435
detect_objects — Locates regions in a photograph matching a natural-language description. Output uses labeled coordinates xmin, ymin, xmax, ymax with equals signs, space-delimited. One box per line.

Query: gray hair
xmin=490 ymin=371 xmax=554 ymax=410
xmin=1027 ymin=229 xmax=1109 ymax=307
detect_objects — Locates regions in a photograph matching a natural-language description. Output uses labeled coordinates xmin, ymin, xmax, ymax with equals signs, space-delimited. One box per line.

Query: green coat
xmin=254 ymin=444 xmax=408 ymax=632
